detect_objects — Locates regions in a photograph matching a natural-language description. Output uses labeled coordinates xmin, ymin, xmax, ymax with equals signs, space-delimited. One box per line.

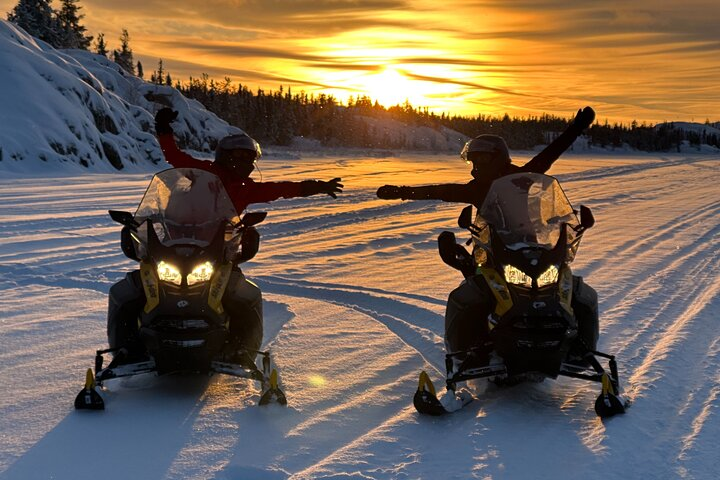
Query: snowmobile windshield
xmin=477 ymin=173 xmax=579 ymax=251
xmin=134 ymin=168 xmax=240 ymax=247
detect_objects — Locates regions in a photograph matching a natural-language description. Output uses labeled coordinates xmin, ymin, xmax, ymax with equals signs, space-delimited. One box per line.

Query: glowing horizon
xmin=2 ymin=0 xmax=719 ymax=124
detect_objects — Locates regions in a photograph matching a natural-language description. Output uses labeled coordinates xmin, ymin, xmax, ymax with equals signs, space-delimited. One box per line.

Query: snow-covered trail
xmin=0 ymin=153 xmax=718 ymax=479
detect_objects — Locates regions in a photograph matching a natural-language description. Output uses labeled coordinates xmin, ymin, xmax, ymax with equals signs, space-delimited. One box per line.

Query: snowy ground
xmin=0 ymin=152 xmax=718 ymax=480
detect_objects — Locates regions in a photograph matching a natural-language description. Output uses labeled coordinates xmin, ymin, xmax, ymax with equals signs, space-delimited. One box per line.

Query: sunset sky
xmin=3 ymin=0 xmax=720 ymax=124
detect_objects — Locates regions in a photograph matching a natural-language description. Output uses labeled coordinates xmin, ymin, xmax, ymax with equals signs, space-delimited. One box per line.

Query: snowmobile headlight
xmin=536 ymin=265 xmax=560 ymax=287
xmin=187 ymin=261 xmax=214 ymax=285
xmin=157 ymin=261 xmax=182 ymax=285
xmin=503 ymin=265 xmax=533 ymax=288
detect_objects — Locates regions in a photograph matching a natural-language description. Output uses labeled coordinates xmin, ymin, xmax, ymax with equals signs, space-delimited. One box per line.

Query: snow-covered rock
xmin=0 ymin=20 xmax=241 ymax=173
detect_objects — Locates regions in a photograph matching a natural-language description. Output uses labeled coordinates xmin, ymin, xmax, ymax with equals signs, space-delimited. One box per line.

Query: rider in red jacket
xmin=155 ymin=108 xmax=342 ymax=211
xmin=107 ymin=109 xmax=343 ymax=367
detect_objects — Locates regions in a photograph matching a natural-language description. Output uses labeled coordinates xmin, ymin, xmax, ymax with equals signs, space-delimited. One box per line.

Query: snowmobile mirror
xmin=580 ymin=205 xmax=595 ymax=230
xmin=458 ymin=205 xmax=473 ymax=229
xmin=241 ymin=211 xmax=267 ymax=228
xmin=109 ymin=210 xmax=139 ymax=228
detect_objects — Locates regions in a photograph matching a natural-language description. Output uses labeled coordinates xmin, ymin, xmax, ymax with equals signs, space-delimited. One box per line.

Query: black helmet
xmin=215 ymin=134 xmax=262 ymax=165
xmin=460 ymin=134 xmax=511 ymax=165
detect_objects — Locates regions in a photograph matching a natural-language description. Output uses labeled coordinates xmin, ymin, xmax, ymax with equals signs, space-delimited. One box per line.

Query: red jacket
xmin=159 ymin=134 xmax=303 ymax=213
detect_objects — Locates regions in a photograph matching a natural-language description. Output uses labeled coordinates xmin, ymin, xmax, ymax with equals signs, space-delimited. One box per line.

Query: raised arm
xmin=155 ymin=108 xmax=210 ymax=169
xmin=523 ymin=106 xmax=595 ymax=173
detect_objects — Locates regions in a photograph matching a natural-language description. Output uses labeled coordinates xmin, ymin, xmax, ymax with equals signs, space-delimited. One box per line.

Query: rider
xmin=376 ymin=107 xmax=598 ymax=364
xmin=107 ymin=108 xmax=343 ymax=365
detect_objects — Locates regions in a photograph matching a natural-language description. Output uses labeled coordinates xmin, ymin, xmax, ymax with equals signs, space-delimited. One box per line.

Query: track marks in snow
xmin=258 ymin=277 xmax=447 ymax=376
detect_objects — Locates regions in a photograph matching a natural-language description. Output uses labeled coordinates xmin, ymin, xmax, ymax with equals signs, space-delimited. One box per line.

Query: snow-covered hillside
xmin=0 ymin=152 xmax=718 ymax=479
xmin=0 ymin=20 xmax=241 ymax=173
xmin=656 ymin=121 xmax=720 ymax=137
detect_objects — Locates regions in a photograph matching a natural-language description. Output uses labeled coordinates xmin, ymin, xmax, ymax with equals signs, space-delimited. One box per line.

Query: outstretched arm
xmin=245 ymin=178 xmax=343 ymax=204
xmin=523 ymin=106 xmax=595 ymax=173
xmin=377 ymin=183 xmax=475 ymax=203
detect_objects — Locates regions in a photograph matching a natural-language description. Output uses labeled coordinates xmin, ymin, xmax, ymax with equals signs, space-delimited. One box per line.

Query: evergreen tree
xmin=152 ymin=59 xmax=165 ymax=85
xmin=112 ymin=29 xmax=135 ymax=75
xmin=136 ymin=61 xmax=144 ymax=79
xmin=7 ymin=0 xmax=59 ymax=46
xmin=93 ymin=32 xmax=108 ymax=56
xmin=55 ymin=0 xmax=92 ymax=49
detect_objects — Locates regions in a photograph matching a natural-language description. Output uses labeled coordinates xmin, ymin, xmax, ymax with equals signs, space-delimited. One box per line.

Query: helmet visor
xmin=226 ymin=149 xmax=258 ymax=164
xmin=461 ymin=138 xmax=504 ymax=163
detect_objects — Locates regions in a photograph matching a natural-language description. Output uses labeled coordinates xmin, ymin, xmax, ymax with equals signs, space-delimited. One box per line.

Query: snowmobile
xmin=75 ymin=168 xmax=286 ymax=410
xmin=414 ymin=172 xmax=626 ymax=418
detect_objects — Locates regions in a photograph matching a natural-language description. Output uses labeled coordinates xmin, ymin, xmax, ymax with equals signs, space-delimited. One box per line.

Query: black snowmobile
xmin=75 ymin=168 xmax=286 ymax=410
xmin=414 ymin=172 xmax=626 ymax=418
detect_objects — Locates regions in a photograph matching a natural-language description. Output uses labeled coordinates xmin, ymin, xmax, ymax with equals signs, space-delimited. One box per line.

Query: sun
xmin=355 ymin=66 xmax=429 ymax=108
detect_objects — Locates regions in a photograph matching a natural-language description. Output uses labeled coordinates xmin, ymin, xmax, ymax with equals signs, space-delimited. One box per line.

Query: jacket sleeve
xmin=245 ymin=181 xmax=304 ymax=204
xmin=522 ymin=124 xmax=584 ymax=174
xmin=397 ymin=183 xmax=476 ymax=203
xmin=158 ymin=133 xmax=210 ymax=169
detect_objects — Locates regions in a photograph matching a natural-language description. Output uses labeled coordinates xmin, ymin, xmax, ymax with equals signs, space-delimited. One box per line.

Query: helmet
xmin=215 ymin=134 xmax=262 ymax=165
xmin=460 ymin=134 xmax=510 ymax=165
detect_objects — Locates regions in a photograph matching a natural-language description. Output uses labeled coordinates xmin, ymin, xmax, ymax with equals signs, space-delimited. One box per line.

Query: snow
xmin=656 ymin=121 xmax=720 ymax=137
xmin=1 ymin=152 xmax=719 ymax=479
xmin=0 ymin=20 xmax=241 ymax=174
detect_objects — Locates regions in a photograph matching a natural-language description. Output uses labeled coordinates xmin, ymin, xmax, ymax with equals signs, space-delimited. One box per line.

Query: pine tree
xmin=55 ymin=0 xmax=92 ymax=49
xmin=112 ymin=29 xmax=135 ymax=75
xmin=152 ymin=59 xmax=165 ymax=85
xmin=7 ymin=0 xmax=59 ymax=46
xmin=93 ymin=32 xmax=108 ymax=56
xmin=136 ymin=61 xmax=144 ymax=79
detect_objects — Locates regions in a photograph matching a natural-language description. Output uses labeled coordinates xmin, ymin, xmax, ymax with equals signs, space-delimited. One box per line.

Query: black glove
xmin=319 ymin=177 xmax=343 ymax=199
xmin=155 ymin=108 xmax=178 ymax=135
xmin=377 ymin=185 xmax=403 ymax=199
xmin=572 ymin=106 xmax=595 ymax=131
xmin=301 ymin=178 xmax=343 ymax=198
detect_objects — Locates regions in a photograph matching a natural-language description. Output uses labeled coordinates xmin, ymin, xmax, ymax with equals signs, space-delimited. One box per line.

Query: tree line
xmin=7 ymin=1 xmax=720 ymax=152
xmin=6 ymin=0 xmax=149 ymax=80
xmin=176 ymin=76 xmax=720 ymax=152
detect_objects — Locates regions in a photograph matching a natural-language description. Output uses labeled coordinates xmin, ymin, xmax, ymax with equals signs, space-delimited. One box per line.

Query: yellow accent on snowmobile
xmin=417 ymin=371 xmax=437 ymax=396
xmin=478 ymin=266 xmax=513 ymax=322
xmin=84 ymin=368 xmax=95 ymax=389
xmin=601 ymin=373 xmax=615 ymax=396
xmin=558 ymin=265 xmax=574 ymax=315
xmin=270 ymin=369 xmax=279 ymax=390
xmin=208 ymin=262 xmax=232 ymax=315
xmin=140 ymin=261 xmax=160 ymax=313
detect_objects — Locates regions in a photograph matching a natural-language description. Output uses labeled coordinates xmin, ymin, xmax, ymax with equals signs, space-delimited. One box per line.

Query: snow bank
xmin=0 ymin=20 xmax=241 ymax=174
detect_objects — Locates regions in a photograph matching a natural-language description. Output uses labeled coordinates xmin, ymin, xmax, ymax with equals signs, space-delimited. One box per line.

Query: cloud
xmin=3 ymin=0 xmax=715 ymax=122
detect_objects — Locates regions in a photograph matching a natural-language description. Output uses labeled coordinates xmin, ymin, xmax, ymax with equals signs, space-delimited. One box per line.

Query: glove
xmin=571 ymin=106 xmax=595 ymax=131
xmin=301 ymin=178 xmax=343 ymax=198
xmin=155 ymin=108 xmax=178 ymax=135
xmin=377 ymin=185 xmax=402 ymax=199
xmin=320 ymin=177 xmax=343 ymax=199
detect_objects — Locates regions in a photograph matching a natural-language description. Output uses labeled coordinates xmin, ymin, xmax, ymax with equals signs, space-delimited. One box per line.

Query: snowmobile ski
xmin=259 ymin=368 xmax=287 ymax=406
xmin=413 ymin=371 xmax=472 ymax=416
xmin=74 ymin=368 xmax=105 ymax=410
xmin=594 ymin=372 xmax=627 ymax=418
